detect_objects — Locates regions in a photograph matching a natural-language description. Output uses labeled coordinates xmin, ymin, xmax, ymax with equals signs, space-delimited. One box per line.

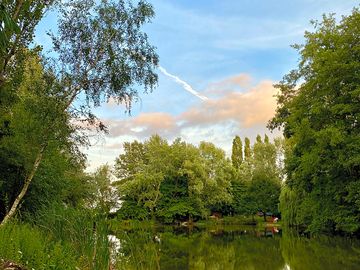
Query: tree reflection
xmin=281 ymin=229 xmax=360 ymax=270
xmin=111 ymin=226 xmax=360 ymax=270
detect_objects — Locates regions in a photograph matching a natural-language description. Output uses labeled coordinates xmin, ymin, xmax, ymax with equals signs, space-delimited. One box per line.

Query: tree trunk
xmin=13 ymin=0 xmax=25 ymax=20
xmin=0 ymin=88 xmax=78 ymax=225
xmin=263 ymin=212 xmax=267 ymax=222
xmin=0 ymin=144 xmax=45 ymax=226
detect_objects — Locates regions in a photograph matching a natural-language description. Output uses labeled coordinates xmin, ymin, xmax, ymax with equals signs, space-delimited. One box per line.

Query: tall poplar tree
xmin=231 ymin=136 xmax=243 ymax=170
xmin=244 ymin=137 xmax=251 ymax=161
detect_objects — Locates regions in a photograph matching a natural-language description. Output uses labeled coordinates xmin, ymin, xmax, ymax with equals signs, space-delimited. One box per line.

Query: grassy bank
xmin=0 ymin=206 xmax=112 ymax=270
xmin=0 ymin=223 xmax=77 ymax=269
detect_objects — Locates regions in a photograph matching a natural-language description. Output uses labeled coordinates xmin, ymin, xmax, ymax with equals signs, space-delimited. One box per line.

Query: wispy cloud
xmin=159 ymin=66 xmax=209 ymax=101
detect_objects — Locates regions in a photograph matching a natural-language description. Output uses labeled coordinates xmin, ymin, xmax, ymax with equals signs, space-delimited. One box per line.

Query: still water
xmin=110 ymin=225 xmax=360 ymax=270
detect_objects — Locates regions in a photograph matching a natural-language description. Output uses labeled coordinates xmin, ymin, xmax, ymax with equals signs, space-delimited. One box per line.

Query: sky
xmin=35 ymin=0 xmax=359 ymax=171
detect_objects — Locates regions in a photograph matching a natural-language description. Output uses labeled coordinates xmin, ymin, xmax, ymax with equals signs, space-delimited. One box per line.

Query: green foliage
xmin=230 ymin=180 xmax=250 ymax=215
xmin=229 ymin=135 xmax=282 ymax=217
xmin=0 ymin=0 xmax=159 ymax=225
xmin=88 ymin=165 xmax=118 ymax=213
xmin=117 ymin=200 xmax=150 ymax=221
xmin=0 ymin=203 xmax=115 ymax=269
xmin=52 ymin=0 xmax=158 ymax=108
xmin=0 ymin=223 xmax=77 ymax=269
xmin=115 ymin=134 xmax=283 ymax=222
xmin=0 ymin=1 xmax=54 ymax=83
xmin=270 ymin=8 xmax=360 ymax=234
xmin=156 ymin=176 xmax=198 ymax=223
xmin=231 ymin=135 xmax=243 ymax=169
xmin=115 ymin=136 xmax=234 ymax=222
xmin=244 ymin=137 xmax=251 ymax=160
xmin=248 ymin=175 xmax=281 ymax=215
xmin=0 ymin=4 xmax=20 ymax=54
xmin=34 ymin=203 xmax=111 ymax=269
xmin=0 ymin=53 xmax=88 ymax=220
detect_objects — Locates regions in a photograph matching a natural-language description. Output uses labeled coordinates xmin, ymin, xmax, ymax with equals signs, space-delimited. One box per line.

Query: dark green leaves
xmin=272 ymin=8 xmax=360 ymax=234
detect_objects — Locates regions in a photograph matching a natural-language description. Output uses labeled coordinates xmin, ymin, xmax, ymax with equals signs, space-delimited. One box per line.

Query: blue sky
xmin=35 ymin=0 xmax=359 ymax=170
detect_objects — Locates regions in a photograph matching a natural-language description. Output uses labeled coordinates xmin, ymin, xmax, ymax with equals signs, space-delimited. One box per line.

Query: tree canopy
xmin=269 ymin=9 xmax=360 ymax=234
xmin=115 ymin=134 xmax=282 ymax=223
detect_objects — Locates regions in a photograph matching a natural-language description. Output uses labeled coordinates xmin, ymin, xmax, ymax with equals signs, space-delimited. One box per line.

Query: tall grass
xmin=0 ymin=222 xmax=77 ymax=269
xmin=0 ymin=204 xmax=112 ymax=269
xmin=34 ymin=204 xmax=111 ymax=269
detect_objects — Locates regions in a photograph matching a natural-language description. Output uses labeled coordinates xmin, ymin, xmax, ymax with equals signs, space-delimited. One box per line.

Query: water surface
xmin=110 ymin=225 xmax=360 ymax=270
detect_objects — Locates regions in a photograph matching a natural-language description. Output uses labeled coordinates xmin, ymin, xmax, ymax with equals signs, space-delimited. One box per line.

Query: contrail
xmin=159 ymin=66 xmax=209 ymax=101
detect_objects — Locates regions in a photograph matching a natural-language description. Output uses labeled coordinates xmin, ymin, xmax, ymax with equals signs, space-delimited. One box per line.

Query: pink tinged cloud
xmin=106 ymin=112 xmax=179 ymax=138
xmin=132 ymin=112 xmax=177 ymax=130
xmin=106 ymin=75 xmax=278 ymax=139
xmin=206 ymin=73 xmax=252 ymax=96
xmin=181 ymin=80 xmax=277 ymax=128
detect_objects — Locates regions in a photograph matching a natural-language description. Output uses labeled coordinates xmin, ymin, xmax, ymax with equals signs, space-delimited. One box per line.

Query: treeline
xmin=114 ymin=135 xmax=282 ymax=223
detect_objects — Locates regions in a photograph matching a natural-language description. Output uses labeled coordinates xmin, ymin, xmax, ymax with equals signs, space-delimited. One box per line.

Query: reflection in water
xmin=110 ymin=226 xmax=360 ymax=270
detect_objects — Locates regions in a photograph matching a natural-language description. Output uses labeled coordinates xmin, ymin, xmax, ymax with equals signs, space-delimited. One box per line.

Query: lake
xmin=109 ymin=225 xmax=360 ymax=270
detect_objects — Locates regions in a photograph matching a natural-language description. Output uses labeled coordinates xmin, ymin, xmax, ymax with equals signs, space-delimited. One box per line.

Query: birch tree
xmin=1 ymin=0 xmax=158 ymax=225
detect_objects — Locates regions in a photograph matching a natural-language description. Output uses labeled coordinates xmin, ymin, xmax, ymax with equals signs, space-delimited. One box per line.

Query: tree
xmin=244 ymin=137 xmax=251 ymax=161
xmin=114 ymin=140 xmax=146 ymax=181
xmin=269 ymin=9 xmax=360 ymax=233
xmin=0 ymin=53 xmax=96 ymax=220
xmin=156 ymin=139 xmax=198 ymax=223
xmin=253 ymin=135 xmax=278 ymax=179
xmin=89 ymin=165 xmax=118 ymax=213
xmin=0 ymin=3 xmax=20 ymax=56
xmin=248 ymin=175 xmax=281 ymax=221
xmin=1 ymin=1 xmax=54 ymax=146
xmin=1 ymin=0 xmax=158 ymax=225
xmin=115 ymin=137 xmax=234 ymax=222
xmin=0 ymin=1 xmax=53 ymax=86
xmin=255 ymin=134 xmax=262 ymax=144
xmin=198 ymin=142 xmax=233 ymax=212
xmin=230 ymin=135 xmax=281 ymax=218
xmin=231 ymin=136 xmax=243 ymax=170
xmin=115 ymin=135 xmax=169 ymax=220
xmin=264 ymin=134 xmax=270 ymax=144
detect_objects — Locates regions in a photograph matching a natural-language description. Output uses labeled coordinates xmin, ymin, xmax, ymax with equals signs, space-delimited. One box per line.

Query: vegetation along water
xmin=0 ymin=0 xmax=359 ymax=269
